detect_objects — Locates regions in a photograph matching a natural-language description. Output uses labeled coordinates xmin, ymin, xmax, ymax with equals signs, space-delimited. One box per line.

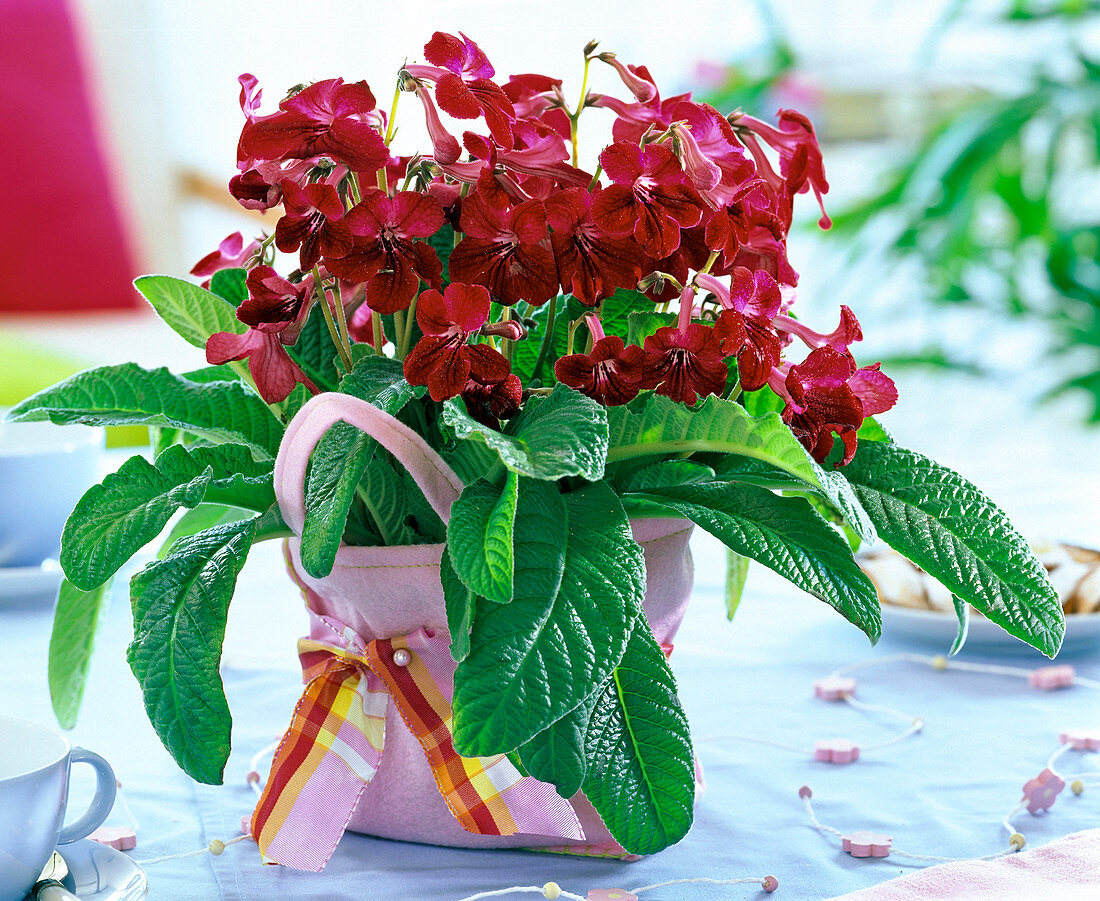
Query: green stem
xmin=400 ymin=295 xmax=419 ymax=358
xmin=354 ymin=485 xmax=393 ymax=545
xmin=384 ymin=80 xmax=401 ymax=145
xmin=569 ymin=56 xmax=592 ymax=168
xmin=531 ymin=294 xmax=558 ymax=383
xmin=372 ymin=312 xmax=383 ymax=355
xmin=588 ymin=165 xmax=603 ymax=190
xmin=315 ymin=267 xmax=353 ymax=372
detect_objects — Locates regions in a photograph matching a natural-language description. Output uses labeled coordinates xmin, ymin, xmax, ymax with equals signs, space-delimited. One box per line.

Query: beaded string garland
xmin=119 ymin=651 xmax=1097 ymax=897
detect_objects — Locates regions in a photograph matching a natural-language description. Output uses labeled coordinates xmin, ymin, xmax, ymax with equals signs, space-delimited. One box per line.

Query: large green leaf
xmin=517 ymin=691 xmax=597 ymax=799
xmin=443 ymin=384 xmax=609 ymax=482
xmin=582 ymin=625 xmax=695 ymax=855
xmin=208 ymin=268 xmax=247 ymax=307
xmin=300 ymin=421 xmax=375 ymax=578
xmin=426 ymin=224 xmax=455 ymax=285
xmin=49 ymin=577 xmax=112 ymax=730
xmin=339 ymin=354 xmax=425 ymax=411
xmin=158 ymin=504 xmax=251 ymax=559
xmin=623 ymin=481 xmax=881 ymax=641
xmin=446 ymin=473 xmax=519 ymax=604
xmin=60 ymin=444 xmax=272 ymax=590
xmin=127 ymin=518 xmax=255 ymax=784
xmin=841 ymin=441 xmax=1064 ymax=656
xmin=606 ymin=393 xmax=822 ymax=490
xmin=725 ymin=549 xmax=750 ymax=620
xmin=134 ymin=275 xmax=245 ymax=349
xmin=452 ymin=481 xmax=641 ymax=756
xmin=440 ymin=552 xmax=477 ymax=663
xmin=7 ymin=364 xmax=284 ymax=460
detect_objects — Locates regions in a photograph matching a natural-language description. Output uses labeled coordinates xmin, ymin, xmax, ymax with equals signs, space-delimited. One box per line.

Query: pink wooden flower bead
xmin=1029 ymin=665 xmax=1075 ymax=690
xmin=1022 ymin=768 xmax=1065 ymax=814
xmin=89 ymin=826 xmax=137 ymax=851
xmin=587 ymin=891 xmax=638 ymax=901
xmin=842 ymin=831 xmax=892 ymax=858
xmin=815 ymin=739 xmax=860 ymax=764
xmin=814 ymin=676 xmax=857 ymax=701
xmin=1060 ymin=730 xmax=1100 ymax=751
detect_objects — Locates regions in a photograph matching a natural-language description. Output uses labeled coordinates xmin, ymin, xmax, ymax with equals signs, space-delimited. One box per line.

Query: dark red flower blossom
xmin=592 ymin=141 xmax=703 ymax=259
xmin=702 ymin=174 xmax=776 ymax=268
xmin=545 ymin=187 xmax=644 ymax=307
xmin=736 ymin=109 xmax=830 ymax=229
xmin=449 ymin=193 xmax=558 ymax=305
xmin=639 ymin=224 xmax=710 ymax=303
xmin=589 ymin=64 xmax=690 ymax=145
xmin=238 ymin=78 xmax=389 ymax=172
xmin=556 ymin=327 xmax=648 ymax=406
xmin=405 ymin=32 xmax=516 ymax=149
xmin=229 ymin=168 xmax=284 ymax=211
xmin=403 ymin=283 xmax=511 ymax=401
xmin=413 ymin=83 xmax=461 ymax=165
xmin=642 ymin=287 xmax=728 ymax=405
xmin=668 ymin=101 xmax=751 ymax=202
xmin=781 ymin=347 xmax=865 ymax=465
xmin=323 ymin=189 xmax=444 ymax=313
xmin=502 ymin=74 xmax=571 ymax=138
xmin=461 ymin=373 xmax=523 ymax=427
xmin=191 ymin=232 xmax=260 ymax=283
xmin=274 ymin=181 xmax=353 ymax=271
xmin=699 ymin=268 xmax=783 ymax=392
xmin=205 ymin=329 xmax=315 ymax=404
xmin=775 ymin=305 xmax=862 ymax=355
xmin=237 ymin=266 xmax=313 ymax=340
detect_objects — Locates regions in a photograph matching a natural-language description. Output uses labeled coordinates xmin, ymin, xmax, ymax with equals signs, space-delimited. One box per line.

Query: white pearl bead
xmin=393 ymin=649 xmax=411 ymax=666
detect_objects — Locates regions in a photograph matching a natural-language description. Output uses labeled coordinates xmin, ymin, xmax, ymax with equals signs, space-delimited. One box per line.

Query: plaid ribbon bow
xmin=250 ymin=611 xmax=584 ymax=870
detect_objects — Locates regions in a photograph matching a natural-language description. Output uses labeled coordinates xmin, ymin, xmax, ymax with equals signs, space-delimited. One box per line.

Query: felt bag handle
xmin=274 ymin=393 xmax=464 ymax=535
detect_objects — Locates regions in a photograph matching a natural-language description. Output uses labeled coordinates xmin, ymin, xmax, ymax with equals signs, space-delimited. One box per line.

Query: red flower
xmin=589 ymin=64 xmax=689 ymax=145
xmin=642 ymin=288 xmax=728 ymax=405
xmin=545 ymin=187 xmax=644 ymax=307
xmin=449 ymin=193 xmax=558 ymax=305
xmin=736 ymin=109 xmax=830 ymax=229
xmin=412 ymin=83 xmax=461 ymax=165
xmin=238 ymin=78 xmax=389 ymax=172
xmin=405 ymin=32 xmax=516 ymax=149
xmin=205 ymin=329 xmax=315 ymax=404
xmin=592 ymin=141 xmax=703 ymax=259
xmin=236 ymin=266 xmax=313 ymax=340
xmin=556 ymin=332 xmax=648 ymax=406
xmin=274 ymin=181 xmax=353 ymax=271
xmin=461 ymin=373 xmax=523 ymax=427
xmin=702 ymin=174 xmax=777 ymax=269
xmin=324 ymin=190 xmax=444 ymax=313
xmin=668 ymin=101 xmax=751 ymax=203
xmin=191 ymin=232 xmax=259 ymax=283
xmin=699 ymin=268 xmax=783 ymax=392
xmin=781 ymin=347 xmax=865 ymax=466
xmin=502 ymin=74 xmax=571 ymax=138
xmin=775 ymin=305 xmax=863 ymax=354
xmin=403 ymin=283 xmax=511 ymax=401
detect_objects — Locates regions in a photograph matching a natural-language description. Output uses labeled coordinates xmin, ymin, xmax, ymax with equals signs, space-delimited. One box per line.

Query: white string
xmin=1073 ymin=676 xmax=1100 ymax=690
xmin=248 ymin=739 xmax=281 ymax=796
xmin=931 ymin=659 xmax=1034 ymax=679
xmin=862 ymin=719 xmax=925 ymax=752
xmin=830 ymin=653 xmax=929 ymax=677
xmin=455 ymin=889 xmax=586 ymax=901
xmin=1046 ymin=743 xmax=1073 ymax=774
xmin=1001 ymin=803 xmax=1026 ymax=837
xmin=697 ymin=733 xmax=812 ymax=754
xmin=842 ymin=694 xmax=918 ymax=723
xmin=137 ymin=834 xmax=250 ymax=866
xmin=114 ymin=781 xmax=141 ymax=831
xmin=631 ymin=876 xmax=771 ymax=893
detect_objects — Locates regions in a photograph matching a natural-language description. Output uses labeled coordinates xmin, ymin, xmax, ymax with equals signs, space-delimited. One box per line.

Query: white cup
xmin=0 ymin=416 xmax=103 ymax=568
xmin=0 ymin=716 xmax=117 ymax=901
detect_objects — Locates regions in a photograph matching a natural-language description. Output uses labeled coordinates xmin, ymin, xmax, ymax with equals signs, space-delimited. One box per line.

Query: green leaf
xmin=725 ymin=549 xmax=750 ymax=620
xmin=127 ymin=518 xmax=255 ymax=784
xmin=950 ymin=593 xmax=970 ymax=656
xmin=606 ymin=393 xmax=822 ymax=491
xmin=616 ymin=460 xmax=716 ymax=492
xmin=426 ymin=224 xmax=455 ymax=285
xmin=8 ymin=364 xmax=284 ymax=460
xmin=339 ymin=354 xmax=425 ymax=412
xmin=158 ymin=504 xmax=251 ymax=559
xmin=708 ymin=455 xmax=877 ymax=545
xmin=623 ymin=482 xmax=881 ymax=641
xmin=439 ymin=434 xmax=499 ymax=485
xmin=518 ymin=691 xmax=597 ymax=799
xmin=357 ymin=455 xmax=419 ymax=546
xmin=60 ymin=444 xmax=273 ymax=590
xmin=208 ymin=268 xmax=247 ymax=307
xmin=133 ymin=275 xmax=245 ymax=349
xmin=286 ymin=303 xmax=342 ymax=392
xmin=446 ymin=473 xmax=519 ymax=604
xmin=841 ymin=441 xmax=1064 ymax=656
xmin=300 ymin=421 xmax=374 ymax=578
xmin=511 ymin=295 xmax=571 ymax=387
xmin=440 ymin=553 xmax=477 ymax=662
xmin=627 ymin=310 xmax=676 ymax=346
xmin=444 ymin=384 xmax=609 ymax=482
xmin=582 ymin=625 xmax=695 ymax=856
xmin=49 ymin=578 xmax=112 ymax=730
xmin=452 ymin=481 xmax=641 ymax=756
xmin=857 ymin=416 xmax=893 ymax=443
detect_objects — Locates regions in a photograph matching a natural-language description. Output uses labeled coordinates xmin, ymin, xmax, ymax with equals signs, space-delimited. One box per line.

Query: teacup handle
xmin=58 ymin=748 xmax=117 ymax=844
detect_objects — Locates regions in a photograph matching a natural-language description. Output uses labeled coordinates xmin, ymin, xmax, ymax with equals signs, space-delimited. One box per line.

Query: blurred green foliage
xmin=831 ymin=2 xmax=1100 ymax=420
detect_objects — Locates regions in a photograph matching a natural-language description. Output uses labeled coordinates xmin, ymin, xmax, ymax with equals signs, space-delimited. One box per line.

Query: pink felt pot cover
xmin=273 ymin=393 xmax=696 ymax=852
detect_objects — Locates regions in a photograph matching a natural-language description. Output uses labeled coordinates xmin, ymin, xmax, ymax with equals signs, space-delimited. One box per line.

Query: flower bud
xmin=480 ymin=319 xmax=527 ymax=341
xmin=583 ymin=39 xmax=600 ymax=57
xmin=397 ymin=69 xmax=418 ymax=92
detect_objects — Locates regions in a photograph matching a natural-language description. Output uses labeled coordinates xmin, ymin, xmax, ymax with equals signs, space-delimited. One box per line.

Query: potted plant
xmin=9 ymin=32 xmax=1063 ymax=870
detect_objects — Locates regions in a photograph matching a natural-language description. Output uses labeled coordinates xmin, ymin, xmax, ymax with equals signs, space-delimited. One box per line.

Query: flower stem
xmin=531 ymin=294 xmax=558 ymax=383
xmin=384 ymin=80 xmax=401 ymax=146
xmin=372 ymin=311 xmax=383 ymax=354
xmin=400 ymin=295 xmax=419 ymax=358
xmin=588 ymin=165 xmax=603 ymax=190
xmin=331 ymin=286 xmax=354 ymax=360
xmin=502 ymin=307 xmax=515 ymax=366
xmin=314 ymin=266 xmax=353 ymax=372
xmin=570 ymin=55 xmax=592 ymax=168
xmin=393 ymin=309 xmax=405 ymax=354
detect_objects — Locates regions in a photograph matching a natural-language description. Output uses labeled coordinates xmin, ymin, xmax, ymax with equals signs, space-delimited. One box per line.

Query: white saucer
xmin=36 ymin=839 xmax=148 ymax=900
xmin=0 ymin=559 xmax=63 ymax=606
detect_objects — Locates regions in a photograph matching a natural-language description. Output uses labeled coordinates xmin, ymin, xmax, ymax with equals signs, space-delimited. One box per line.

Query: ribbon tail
xmin=251 ymin=665 xmax=387 ymax=871
xmin=369 ymin=635 xmax=584 ymax=842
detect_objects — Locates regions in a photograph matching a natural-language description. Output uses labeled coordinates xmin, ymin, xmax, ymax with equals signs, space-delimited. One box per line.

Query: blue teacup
xmin=0 ymin=717 xmax=116 ymax=901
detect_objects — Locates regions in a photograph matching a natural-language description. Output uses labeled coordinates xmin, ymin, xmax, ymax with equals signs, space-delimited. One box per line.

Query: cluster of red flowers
xmin=199 ymin=32 xmax=896 ymax=465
